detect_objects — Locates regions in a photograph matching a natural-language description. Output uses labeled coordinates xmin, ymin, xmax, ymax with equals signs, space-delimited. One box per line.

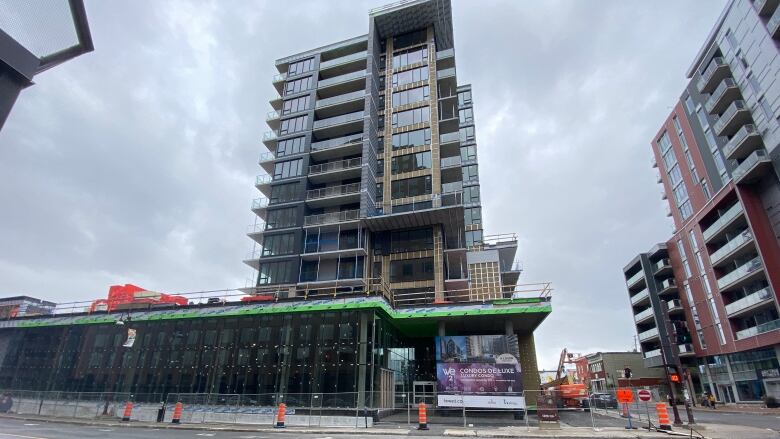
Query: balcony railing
xmin=437 ymin=67 xmax=456 ymax=80
xmin=697 ymin=57 xmax=727 ymax=93
xmin=266 ymin=110 xmax=280 ymax=122
xmin=755 ymin=0 xmax=780 ymax=16
xmin=634 ymin=307 xmax=654 ymax=323
xmin=631 ymin=289 xmax=650 ymax=305
xmin=678 ymin=344 xmax=695 ymax=355
xmin=654 ymin=258 xmax=671 ymax=272
xmin=258 ymin=151 xmax=275 ymax=164
xmin=255 ymin=174 xmax=272 ymax=186
xmin=643 ymin=348 xmax=662 ymax=359
xmin=440 ymin=156 xmax=462 ymax=168
xmin=263 ymin=131 xmax=277 ymax=142
xmin=626 ymin=270 xmax=644 ymax=287
xmin=318 ymin=69 xmax=366 ymax=88
xmin=251 ymin=197 xmax=269 ymax=210
xmin=702 ymin=202 xmax=743 ymax=242
xmin=735 ymin=318 xmax=780 ymax=340
xmin=316 ymin=90 xmax=365 ymax=108
xmin=659 ymin=278 xmax=676 ymax=292
xmin=713 ymin=100 xmax=748 ymax=136
xmin=313 ymin=111 xmax=364 ymax=130
xmin=436 ymin=48 xmax=454 ymax=60
xmin=717 ymin=256 xmax=763 ymax=290
xmin=440 ymin=131 xmax=459 ymax=144
xmin=770 ymin=5 xmax=780 ymax=37
xmin=733 ymin=149 xmax=771 ymax=183
xmin=311 ymin=133 xmax=364 ymax=152
xmin=320 ymin=51 xmax=367 ymax=70
xmin=638 ymin=327 xmax=659 ymax=341
xmin=705 ymin=78 xmax=738 ymax=114
xmin=303 ymin=209 xmax=360 ymax=226
xmin=308 ymin=157 xmax=362 ymax=176
xmin=272 ymin=72 xmax=287 ymax=83
xmin=725 ymin=287 xmax=774 ymax=316
xmin=723 ymin=124 xmax=760 ymax=160
xmin=710 ymin=229 xmax=752 ymax=265
xmin=667 ymin=299 xmax=683 ymax=311
xmin=306 ymin=182 xmax=361 ymax=200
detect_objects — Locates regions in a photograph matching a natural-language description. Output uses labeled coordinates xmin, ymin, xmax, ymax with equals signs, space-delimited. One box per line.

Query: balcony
xmin=262 ymin=130 xmax=278 ymax=146
xmin=631 ymin=288 xmax=650 ymax=306
xmin=258 ymin=151 xmax=275 ymax=172
xmin=303 ymin=209 xmax=360 ymax=227
xmin=717 ymin=257 xmax=763 ymax=291
xmin=440 ymin=131 xmax=460 ymax=146
xmin=658 ymin=278 xmax=677 ymax=295
xmin=308 ymin=157 xmax=363 ymax=184
xmin=643 ymin=348 xmax=662 ymax=359
xmin=313 ymin=111 xmax=364 ymax=131
xmin=705 ymin=78 xmax=740 ymax=114
xmin=638 ymin=327 xmax=660 ymax=342
xmin=735 ymin=318 xmax=780 ymax=340
xmin=305 ymin=182 xmax=361 ymax=208
xmin=440 ymin=155 xmax=462 ymax=169
xmin=723 ymin=124 xmax=762 ymax=160
xmin=272 ymin=72 xmax=287 ymax=94
xmin=710 ymin=230 xmax=754 ymax=267
xmin=702 ymin=202 xmax=744 ymax=242
xmin=316 ymin=90 xmax=365 ymax=109
xmin=667 ymin=299 xmax=684 ymax=314
xmin=726 ymin=287 xmax=775 ymax=317
xmin=634 ymin=307 xmax=655 ymax=324
xmin=626 ymin=270 xmax=645 ymax=288
xmin=734 ymin=149 xmax=773 ymax=185
xmin=437 ymin=67 xmax=456 ymax=81
xmin=320 ymin=50 xmax=367 ymax=71
xmin=251 ymin=197 xmax=269 ymax=211
xmin=436 ymin=48 xmax=454 ymax=61
xmin=697 ymin=57 xmax=730 ymax=94
xmin=770 ymin=5 xmax=780 ymax=38
xmin=317 ymin=69 xmax=366 ymax=89
xmin=255 ymin=174 xmax=272 ymax=188
xmin=310 ymin=133 xmax=364 ymax=160
xmin=678 ymin=344 xmax=695 ymax=356
xmin=713 ymin=100 xmax=751 ymax=137
xmin=754 ymin=0 xmax=779 ymax=16
xmin=654 ymin=258 xmax=672 ymax=275
xmin=266 ymin=110 xmax=281 ymax=123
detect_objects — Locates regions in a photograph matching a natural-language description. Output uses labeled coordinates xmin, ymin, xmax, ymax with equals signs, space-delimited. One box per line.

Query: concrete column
xmin=357 ymin=311 xmax=370 ymax=408
xmin=505 ymin=320 xmax=514 ymax=337
xmin=723 ymin=355 xmax=739 ymax=403
xmin=703 ymin=360 xmax=717 ymax=397
xmin=438 ymin=321 xmax=446 ymax=337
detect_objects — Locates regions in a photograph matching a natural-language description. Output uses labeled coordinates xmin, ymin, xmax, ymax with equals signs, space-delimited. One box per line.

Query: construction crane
xmin=542 ymin=348 xmax=588 ymax=409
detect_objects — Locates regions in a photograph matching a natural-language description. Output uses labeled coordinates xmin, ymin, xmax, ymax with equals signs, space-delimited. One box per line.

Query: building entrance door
xmin=717 ymin=384 xmax=735 ymax=403
xmin=413 ymin=381 xmax=436 ymax=407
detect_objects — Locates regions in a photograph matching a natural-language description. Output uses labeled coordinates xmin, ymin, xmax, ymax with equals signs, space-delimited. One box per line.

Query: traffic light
xmin=670 ymin=373 xmax=680 ymax=382
xmin=624 ymin=367 xmax=632 ymax=379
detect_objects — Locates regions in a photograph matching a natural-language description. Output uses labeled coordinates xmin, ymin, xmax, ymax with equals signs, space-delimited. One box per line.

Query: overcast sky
xmin=0 ymin=0 xmax=727 ymax=369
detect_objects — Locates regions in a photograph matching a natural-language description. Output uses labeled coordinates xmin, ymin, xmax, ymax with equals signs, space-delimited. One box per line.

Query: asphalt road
xmin=690 ymin=409 xmax=780 ymax=432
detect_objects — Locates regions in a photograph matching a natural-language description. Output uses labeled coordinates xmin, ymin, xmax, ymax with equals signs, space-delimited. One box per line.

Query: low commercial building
xmin=586 ymin=352 xmax=666 ymax=393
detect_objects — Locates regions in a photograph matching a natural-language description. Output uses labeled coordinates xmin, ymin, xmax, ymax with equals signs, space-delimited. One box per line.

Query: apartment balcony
xmin=440 ymin=155 xmax=462 ymax=169
xmin=713 ymin=100 xmax=751 ymax=137
xmin=658 ymin=278 xmax=677 ymax=296
xmin=667 ymin=299 xmax=684 ymax=314
xmin=656 ymin=171 xmax=663 ymax=183
xmin=651 ymin=156 xmax=658 ymax=168
xmin=310 ymin=133 xmax=364 ymax=161
xmin=626 ymin=270 xmax=645 ymax=289
xmin=735 ymin=318 xmax=780 ymax=340
xmin=653 ymin=258 xmax=672 ymax=275
xmin=319 ymin=50 xmax=367 ymax=73
xmin=723 ymin=124 xmax=762 ymax=160
xmin=634 ymin=307 xmax=655 ymax=324
xmin=258 ymin=151 xmax=275 ymax=173
xmin=272 ymin=72 xmax=287 ymax=93
xmin=303 ymin=209 xmax=360 ymax=227
xmin=769 ymin=5 xmax=780 ymax=38
xmin=697 ymin=57 xmax=730 ymax=94
xmin=734 ymin=149 xmax=773 ymax=185
xmin=254 ymin=174 xmax=272 ymax=195
xmin=439 ymin=131 xmax=460 ymax=147
xmin=638 ymin=327 xmax=660 ymax=342
xmin=251 ymin=196 xmax=269 ymax=214
xmin=266 ymin=110 xmax=281 ymax=130
xmin=307 ymin=157 xmax=363 ymax=184
xmin=754 ymin=0 xmax=780 ymax=17
xmin=702 ymin=202 xmax=744 ymax=243
xmin=246 ymin=222 xmax=267 ymax=244
xmin=717 ymin=257 xmax=764 ymax=291
xmin=678 ymin=343 xmax=695 ymax=357
xmin=705 ymin=78 xmax=740 ymax=114
xmin=661 ymin=188 xmax=668 ymax=200
xmin=725 ymin=287 xmax=775 ymax=317
xmin=643 ymin=348 xmax=662 ymax=359
xmin=315 ymin=90 xmax=365 ymax=118
xmin=312 ymin=111 xmax=364 ymax=137
xmin=437 ymin=67 xmax=456 ymax=81
xmin=436 ymin=48 xmax=455 ymax=70
xmin=317 ymin=69 xmax=366 ymax=92
xmin=631 ymin=288 xmax=650 ymax=306
xmin=302 ymin=241 xmax=367 ymax=260
xmin=305 ymin=182 xmax=361 ymax=208
xmin=710 ymin=229 xmax=754 ymax=267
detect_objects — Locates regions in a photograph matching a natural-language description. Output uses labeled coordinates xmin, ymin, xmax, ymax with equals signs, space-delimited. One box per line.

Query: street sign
xmin=616 ymin=388 xmax=634 ymax=403
xmin=637 ymin=389 xmax=652 ymax=402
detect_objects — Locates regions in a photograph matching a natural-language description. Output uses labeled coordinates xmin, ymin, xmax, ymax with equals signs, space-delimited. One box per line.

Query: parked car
xmin=589 ymin=393 xmax=618 ymax=409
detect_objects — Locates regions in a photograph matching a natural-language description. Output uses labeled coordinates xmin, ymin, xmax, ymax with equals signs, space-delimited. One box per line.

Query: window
xmin=287 ymin=58 xmax=314 ymax=76
xmin=266 ymin=207 xmax=297 ymax=229
xmin=273 ymin=159 xmax=303 ymax=180
xmin=465 ymin=207 xmax=482 ymax=225
xmin=391 ymin=151 xmax=432 ymax=174
xmin=376 ymin=159 xmax=384 ymax=177
xmin=466 ymin=230 xmax=483 ymax=248
xmin=392 ymin=128 xmax=431 ymax=150
xmin=282 ymin=95 xmax=310 ymax=115
xmin=747 ymin=72 xmax=761 ymax=95
xmin=684 ymin=149 xmax=695 ymax=171
xmin=391 ymin=175 xmax=432 ymax=199
xmin=393 ymin=29 xmax=427 ymax=50
xmin=284 ymin=76 xmax=312 ymax=96
xmin=391 ymin=66 xmax=428 ymax=87
xmin=459 ymin=108 xmax=473 ymax=124
xmin=724 ymin=30 xmax=737 ymax=53
xmin=390 ymin=227 xmax=433 ymax=253
xmin=668 ymin=164 xmax=683 ymax=186
xmin=464 ymin=186 xmax=480 ymax=204
xmin=389 ymin=257 xmax=434 ymax=282
xmin=262 ymin=233 xmax=296 ymax=257
xmin=258 ymin=260 xmax=297 ymax=284
xmin=680 ymin=200 xmax=693 ymax=220
xmin=462 ymin=165 xmax=479 ymax=183
xmin=701 ymin=179 xmax=711 ymax=200
xmin=696 ymin=108 xmax=709 ymax=129
xmin=458 ymin=90 xmax=472 ymax=106
xmin=270 ymin=182 xmax=299 ymax=204
xmin=657 ymin=132 xmax=672 ymax=153
xmin=673 ymin=183 xmax=689 ymax=205
xmin=677 ymin=239 xmax=692 ymax=278
xmin=392 ymin=85 xmax=430 ymax=107
xmin=759 ymin=96 xmax=774 ymax=120
xmin=276 ymin=136 xmax=305 ymax=157
xmin=662 ymin=148 xmax=677 ymax=170
xmin=684 ymin=95 xmax=695 ymax=114
xmin=461 ymin=145 xmax=477 ymax=161
xmin=376 ymin=183 xmax=383 ymax=203
xmin=459 ymin=126 xmax=475 ymax=143
xmin=392 ymin=46 xmax=428 ymax=69
xmin=279 ymin=115 xmax=308 ymax=135
xmin=392 ymin=106 xmax=430 ymax=128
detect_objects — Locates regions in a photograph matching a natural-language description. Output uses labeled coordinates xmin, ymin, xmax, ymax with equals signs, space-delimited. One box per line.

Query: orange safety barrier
xmin=655 ymin=402 xmax=672 ymax=431
xmin=275 ymin=403 xmax=286 ymax=428
xmin=417 ymin=402 xmax=428 ymax=430
xmin=121 ymin=401 xmax=133 ymax=422
xmin=171 ymin=402 xmax=183 ymax=424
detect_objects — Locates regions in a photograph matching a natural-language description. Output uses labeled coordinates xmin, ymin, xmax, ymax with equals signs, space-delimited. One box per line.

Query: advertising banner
xmin=435 ymin=335 xmax=524 ymax=409
xmin=123 ymin=328 xmax=137 ymax=348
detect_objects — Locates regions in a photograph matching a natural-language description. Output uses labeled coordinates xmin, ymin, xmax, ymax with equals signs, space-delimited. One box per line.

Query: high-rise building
xmin=625 ymin=0 xmax=780 ymax=403
xmin=0 ymin=0 xmax=551 ymax=414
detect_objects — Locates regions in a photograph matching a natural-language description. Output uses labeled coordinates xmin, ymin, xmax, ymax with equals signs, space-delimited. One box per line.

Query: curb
xmin=690 ymin=408 xmax=780 ymax=417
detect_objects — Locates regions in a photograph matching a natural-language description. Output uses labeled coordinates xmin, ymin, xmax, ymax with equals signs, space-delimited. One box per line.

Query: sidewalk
xmin=692 ymin=404 xmax=780 ymax=416
xmin=443 ymin=426 xmax=670 ymax=438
